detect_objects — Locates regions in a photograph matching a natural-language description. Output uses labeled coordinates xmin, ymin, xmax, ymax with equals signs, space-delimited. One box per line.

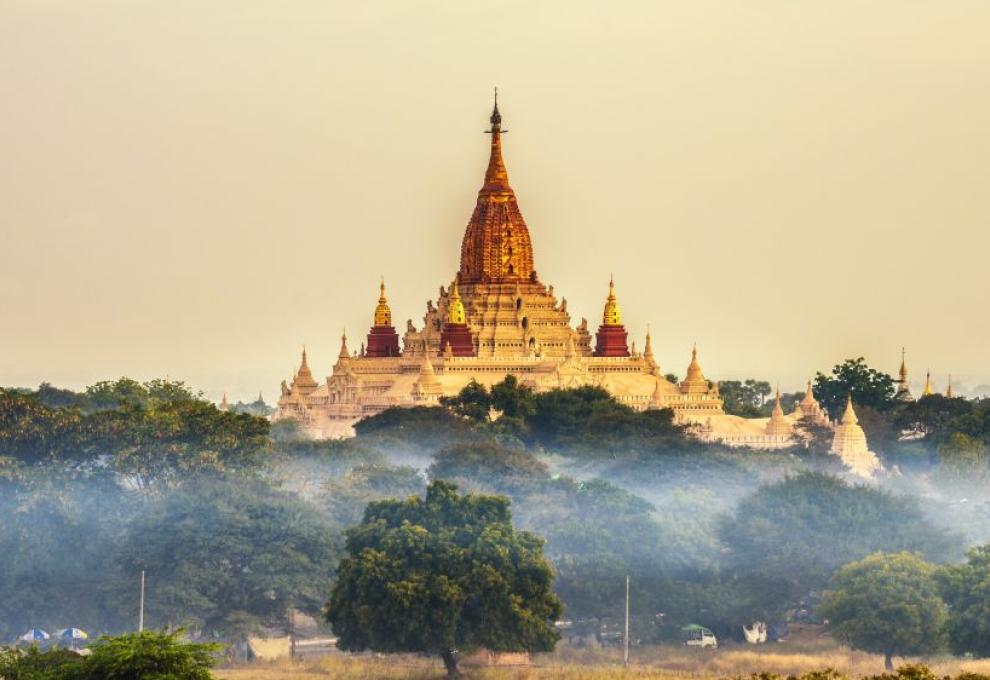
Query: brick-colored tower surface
xmin=366 ymin=326 xmax=400 ymax=357
xmin=594 ymin=325 xmax=630 ymax=357
xmin=438 ymin=323 xmax=476 ymax=357
xmin=594 ymin=277 xmax=630 ymax=357
xmin=365 ymin=279 xmax=401 ymax=357
xmin=458 ymin=92 xmax=535 ymax=284
xmin=438 ymin=280 xmax=476 ymax=357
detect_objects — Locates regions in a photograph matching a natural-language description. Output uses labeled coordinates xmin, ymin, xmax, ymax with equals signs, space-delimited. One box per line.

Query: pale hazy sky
xmin=2 ymin=1 xmax=989 ymax=401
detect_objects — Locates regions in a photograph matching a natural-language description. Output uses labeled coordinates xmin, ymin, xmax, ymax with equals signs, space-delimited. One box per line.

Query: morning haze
xmin=2 ymin=0 xmax=988 ymax=400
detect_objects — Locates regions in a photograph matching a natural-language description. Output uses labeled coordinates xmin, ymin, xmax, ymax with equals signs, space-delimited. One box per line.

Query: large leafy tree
xmin=819 ymin=552 xmax=947 ymax=669
xmin=327 ymin=481 xmax=562 ymax=678
xmin=896 ymin=394 xmax=975 ymax=445
xmin=938 ymin=544 xmax=990 ymax=657
xmin=719 ymin=380 xmax=773 ymax=418
xmin=0 ymin=467 xmax=130 ymax=639
xmin=117 ymin=478 xmax=341 ymax=639
xmin=814 ymin=358 xmax=896 ymax=419
xmin=719 ymin=473 xmax=960 ymax=599
xmin=323 ymin=463 xmax=426 ymax=527
xmin=98 ymin=400 xmax=270 ymax=490
xmin=0 ymin=631 xmax=218 ymax=680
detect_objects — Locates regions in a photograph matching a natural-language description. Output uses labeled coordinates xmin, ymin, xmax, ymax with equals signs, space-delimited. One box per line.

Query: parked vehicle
xmin=681 ymin=624 xmax=717 ymax=649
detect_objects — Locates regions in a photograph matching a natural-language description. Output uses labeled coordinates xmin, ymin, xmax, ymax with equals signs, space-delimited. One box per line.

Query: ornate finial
xmin=447 ymin=280 xmax=466 ymax=325
xmin=374 ymin=277 xmax=392 ymax=327
xmin=489 ymin=86 xmax=502 ymax=132
xmin=602 ymin=276 xmax=622 ymax=326
xmin=946 ymin=374 xmax=954 ymax=398
xmin=923 ymin=369 xmax=933 ymax=396
xmin=220 ymin=392 xmax=229 ymax=412
xmin=339 ymin=330 xmax=350 ymax=359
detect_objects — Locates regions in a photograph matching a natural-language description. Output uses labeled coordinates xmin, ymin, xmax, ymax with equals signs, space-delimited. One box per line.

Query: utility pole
xmin=624 ymin=575 xmax=630 ymax=668
xmin=138 ymin=570 xmax=145 ymax=632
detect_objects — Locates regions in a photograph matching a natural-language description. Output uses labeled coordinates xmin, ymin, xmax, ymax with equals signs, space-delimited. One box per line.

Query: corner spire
xmin=923 ymin=369 xmax=934 ymax=396
xmin=842 ymin=395 xmax=859 ymax=425
xmin=447 ymin=280 xmax=466 ymax=325
xmin=339 ymin=330 xmax=350 ymax=359
xmin=602 ymin=275 xmax=622 ymax=326
xmin=373 ymin=276 xmax=392 ymax=327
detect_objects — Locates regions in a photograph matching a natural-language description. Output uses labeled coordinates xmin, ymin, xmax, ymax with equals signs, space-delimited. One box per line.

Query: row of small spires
xmin=369 ymin=275 xmax=627 ymax=331
xmin=217 ymin=391 xmax=266 ymax=412
xmin=898 ymin=347 xmax=955 ymax=398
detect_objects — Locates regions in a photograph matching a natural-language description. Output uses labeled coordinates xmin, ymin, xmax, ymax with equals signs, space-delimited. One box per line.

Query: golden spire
xmin=686 ymin=345 xmax=703 ymax=380
xmin=373 ymin=277 xmax=392 ymax=327
xmin=841 ymin=396 xmax=859 ymax=425
xmin=765 ymin=384 xmax=793 ymax=436
xmin=602 ymin=275 xmax=622 ymax=326
xmin=923 ymin=369 xmax=934 ymax=396
xmin=899 ymin=347 xmax=908 ymax=383
xmin=338 ymin=331 xmax=350 ymax=359
xmin=800 ymin=379 xmax=816 ymax=406
xmin=220 ymin=392 xmax=229 ymax=412
xmin=643 ymin=325 xmax=655 ymax=362
xmin=649 ymin=378 xmax=664 ymax=409
xmin=680 ymin=344 xmax=710 ymax=394
xmin=946 ymin=374 xmax=954 ymax=398
xmin=294 ymin=345 xmax=319 ymax=393
xmin=459 ymin=91 xmax=535 ymax=283
xmin=447 ymin=280 xmax=466 ymax=325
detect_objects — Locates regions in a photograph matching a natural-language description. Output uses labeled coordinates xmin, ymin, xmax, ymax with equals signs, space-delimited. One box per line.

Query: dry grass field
xmin=215 ymin=641 xmax=990 ymax=680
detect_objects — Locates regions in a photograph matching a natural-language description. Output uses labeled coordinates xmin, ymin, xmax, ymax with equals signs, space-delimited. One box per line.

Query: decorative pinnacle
xmin=487 ymin=87 xmax=506 ymax=134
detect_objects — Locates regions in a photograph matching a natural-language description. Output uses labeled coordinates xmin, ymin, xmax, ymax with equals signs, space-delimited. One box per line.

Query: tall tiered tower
xmin=365 ymin=279 xmax=401 ymax=358
xmin=594 ymin=276 xmax=630 ymax=357
xmin=894 ymin=348 xmax=914 ymax=402
xmin=401 ymin=93 xmax=592 ymax=358
xmin=458 ymin=90 xmax=535 ymax=284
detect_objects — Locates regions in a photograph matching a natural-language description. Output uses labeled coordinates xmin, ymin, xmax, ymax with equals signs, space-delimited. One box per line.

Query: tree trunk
xmin=441 ymin=650 xmax=459 ymax=679
xmin=884 ymin=652 xmax=894 ymax=671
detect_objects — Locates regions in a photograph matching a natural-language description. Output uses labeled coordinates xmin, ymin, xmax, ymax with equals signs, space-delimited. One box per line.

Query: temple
xmin=274 ymin=96 xmax=893 ymax=477
xmin=829 ymin=398 xmax=882 ymax=476
xmin=894 ymin=348 xmax=914 ymax=402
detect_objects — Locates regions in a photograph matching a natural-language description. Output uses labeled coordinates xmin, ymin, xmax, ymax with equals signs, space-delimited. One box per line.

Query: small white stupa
xmin=829 ymin=397 xmax=881 ymax=477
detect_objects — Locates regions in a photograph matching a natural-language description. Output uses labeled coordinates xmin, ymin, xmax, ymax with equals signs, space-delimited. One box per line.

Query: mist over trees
xmin=3 ymin=360 xmax=990 ymax=658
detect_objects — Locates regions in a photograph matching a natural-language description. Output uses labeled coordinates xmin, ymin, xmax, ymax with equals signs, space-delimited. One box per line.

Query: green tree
xmin=489 ymin=375 xmax=536 ymax=420
xmin=79 ymin=631 xmax=218 ymax=680
xmin=428 ymin=442 xmax=548 ymax=495
xmin=0 ymin=390 xmax=89 ymax=466
xmin=100 ymin=400 xmax=270 ymax=491
xmin=719 ymin=473 xmax=960 ymax=598
xmin=440 ymin=380 xmax=492 ymax=423
xmin=936 ymin=433 xmax=989 ymax=482
xmin=814 ymin=358 xmax=896 ymax=419
xmin=719 ymin=380 xmax=773 ymax=417
xmin=819 ymin=552 xmax=946 ymax=669
xmin=938 ymin=544 xmax=990 ymax=657
xmin=116 ymin=479 xmax=341 ymax=639
xmin=323 ymin=463 xmax=426 ymax=527
xmin=896 ymin=394 xmax=974 ymax=445
xmin=943 ymin=402 xmax=990 ymax=448
xmin=327 ymin=481 xmax=562 ymax=678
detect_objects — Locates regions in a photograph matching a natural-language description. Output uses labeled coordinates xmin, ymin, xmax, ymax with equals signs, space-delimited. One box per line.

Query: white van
xmin=683 ymin=626 xmax=718 ymax=649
